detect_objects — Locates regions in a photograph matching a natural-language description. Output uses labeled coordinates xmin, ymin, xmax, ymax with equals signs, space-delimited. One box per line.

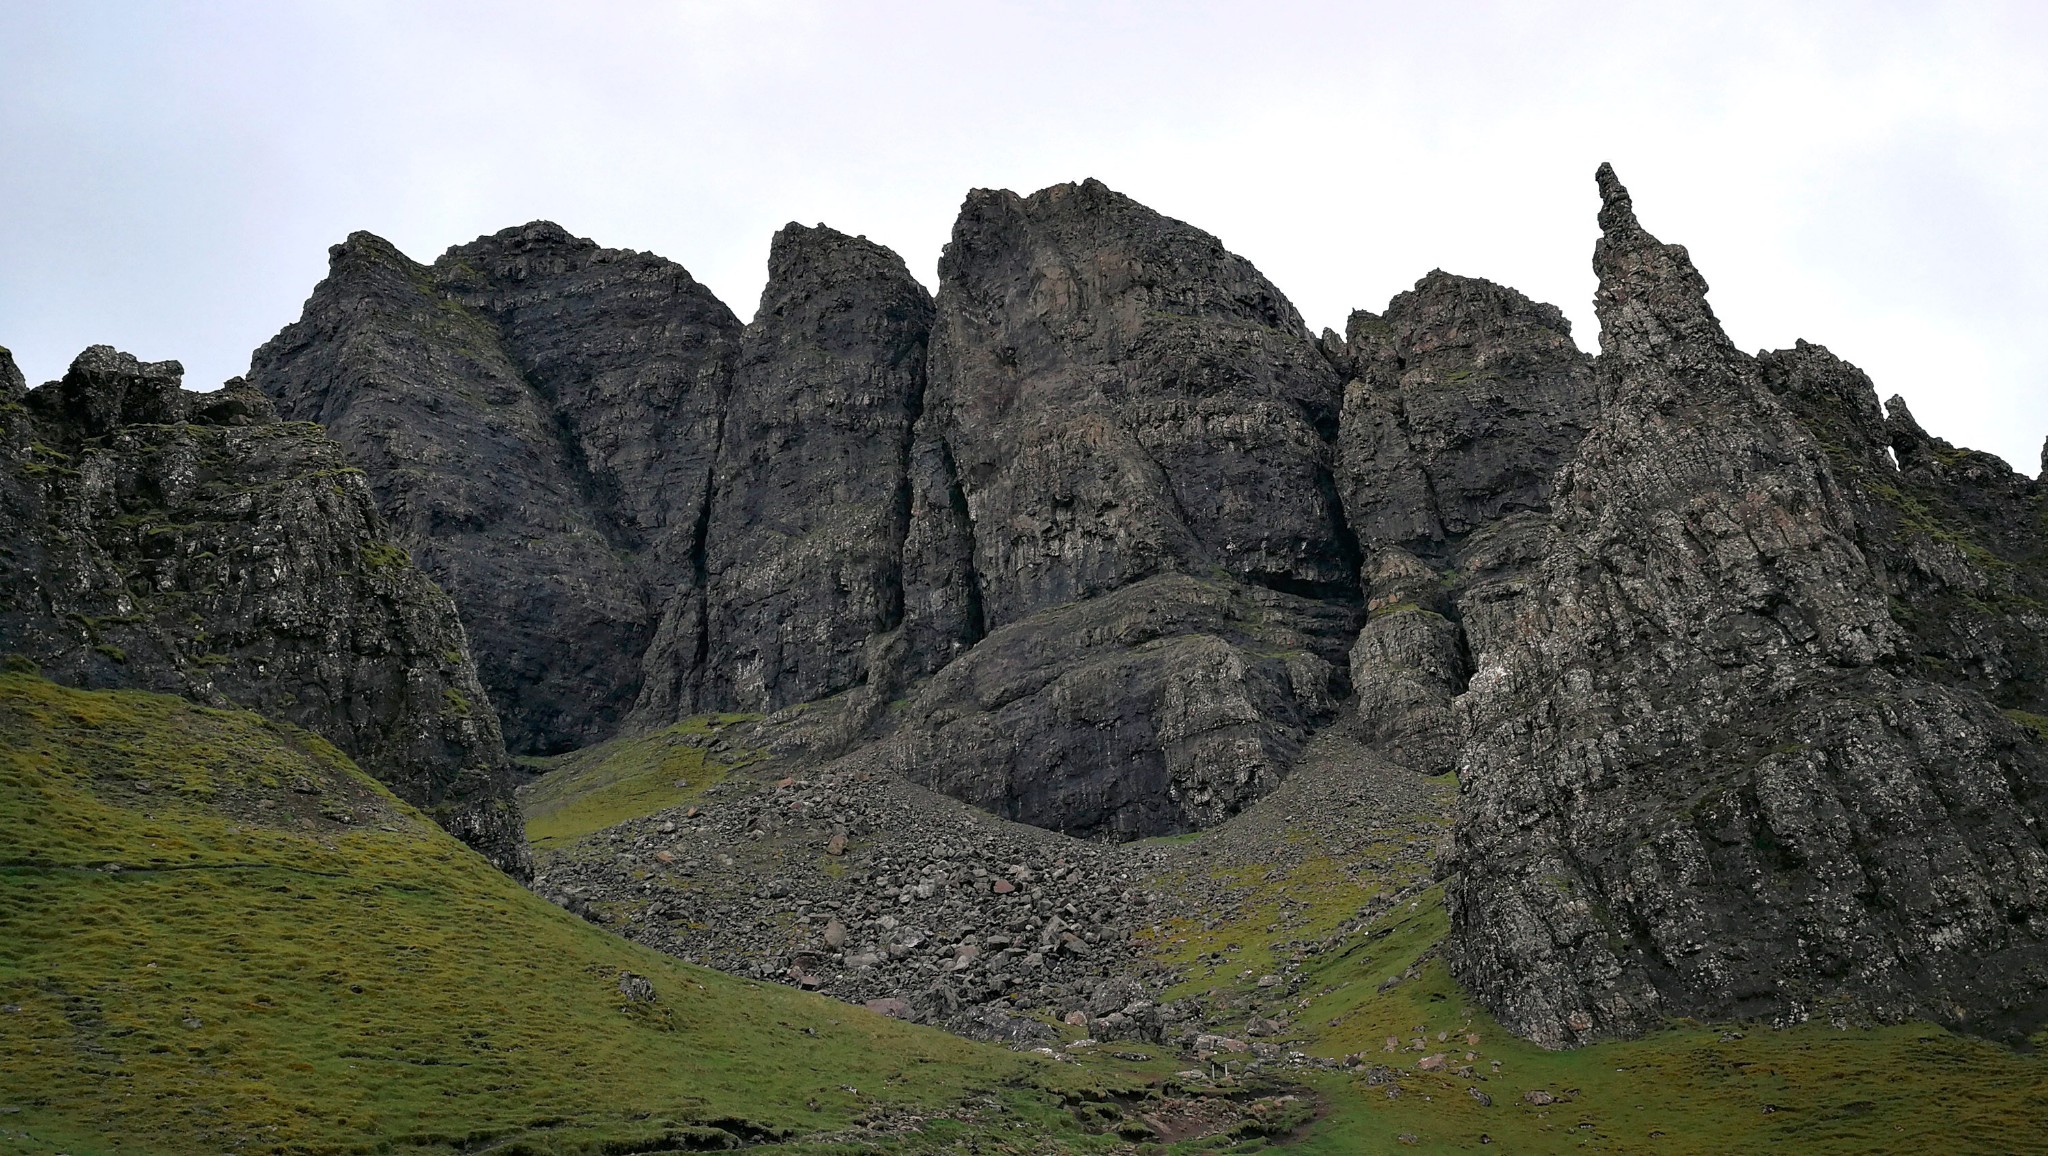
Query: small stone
xmin=1523 ymin=1089 xmax=1557 ymax=1106
xmin=1257 ymin=974 xmax=1282 ymax=988
xmin=1417 ymin=1054 xmax=1447 ymax=1071
xmin=827 ymin=832 xmax=848 ymax=856
xmin=1468 ymin=1087 xmax=1492 ymax=1107
xmin=992 ymin=879 xmax=1015 ymax=894
xmin=823 ymin=920 xmax=847 ymax=949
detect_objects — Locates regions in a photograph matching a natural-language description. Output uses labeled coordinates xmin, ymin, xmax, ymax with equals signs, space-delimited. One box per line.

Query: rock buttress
xmin=889 ymin=180 xmax=1361 ymax=837
xmin=636 ymin=224 xmax=934 ymax=721
xmin=1444 ymin=166 xmax=2048 ymax=1048
xmin=1 ymin=346 xmax=529 ymax=874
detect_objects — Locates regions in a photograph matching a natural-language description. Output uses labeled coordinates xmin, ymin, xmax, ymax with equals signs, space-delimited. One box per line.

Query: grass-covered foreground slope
xmin=1144 ymin=839 xmax=2048 ymax=1154
xmin=517 ymin=714 xmax=757 ymax=848
xmin=0 ymin=673 xmax=1135 ymax=1155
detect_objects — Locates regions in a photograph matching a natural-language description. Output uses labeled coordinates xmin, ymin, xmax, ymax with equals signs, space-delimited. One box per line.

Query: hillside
xmin=0 ymin=671 xmax=1176 ymax=1153
xmin=523 ymin=701 xmax=2048 ymax=1153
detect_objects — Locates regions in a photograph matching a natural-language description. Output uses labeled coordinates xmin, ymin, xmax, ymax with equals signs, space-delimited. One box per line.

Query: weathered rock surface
xmin=250 ymin=232 xmax=658 ymax=755
xmin=890 ymin=573 xmax=1355 ymax=839
xmin=1445 ymin=165 xmax=2048 ymax=1048
xmin=1760 ymin=342 xmax=2048 ymax=715
xmin=638 ymin=224 xmax=934 ymax=720
xmin=883 ymin=181 xmax=1364 ymax=831
xmin=1332 ymin=271 xmax=1595 ymax=772
xmin=1338 ymin=271 xmax=1596 ymax=558
xmin=905 ymin=179 xmax=1355 ymax=649
xmin=0 ymin=345 xmax=527 ymax=873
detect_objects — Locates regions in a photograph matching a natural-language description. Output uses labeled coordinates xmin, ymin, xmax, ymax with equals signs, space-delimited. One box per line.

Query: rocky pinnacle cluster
xmin=7 ymin=165 xmax=2043 ymax=1049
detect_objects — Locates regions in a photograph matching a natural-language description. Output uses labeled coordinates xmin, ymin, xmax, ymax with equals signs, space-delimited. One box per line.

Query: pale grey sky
xmin=2 ymin=1 xmax=2042 ymax=471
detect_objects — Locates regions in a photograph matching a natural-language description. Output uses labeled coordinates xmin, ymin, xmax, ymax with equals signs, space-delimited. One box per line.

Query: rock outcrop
xmin=250 ymin=232 xmax=659 ymax=755
xmin=1445 ymin=165 xmax=2048 ymax=1048
xmin=637 ymin=224 xmax=934 ymax=721
xmin=0 ymin=345 xmax=527 ymax=874
xmin=892 ymin=574 xmax=1352 ymax=839
xmin=1333 ymin=272 xmax=1597 ymax=772
xmin=882 ymin=181 xmax=1362 ymax=835
xmin=906 ymin=179 xmax=1354 ymax=638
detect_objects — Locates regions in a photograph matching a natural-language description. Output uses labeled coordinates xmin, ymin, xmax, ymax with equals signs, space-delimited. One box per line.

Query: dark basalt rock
xmin=251 ymin=232 xmax=655 ymax=755
xmin=881 ymin=180 xmax=1369 ymax=831
xmin=1762 ymin=342 xmax=2048 ymax=715
xmin=250 ymin=226 xmax=741 ymax=754
xmin=0 ymin=346 xmax=528 ymax=874
xmin=1338 ymin=271 xmax=1595 ymax=558
xmin=636 ymin=224 xmax=934 ymax=721
xmin=1444 ymin=165 xmax=2048 ymax=1049
xmin=1333 ymin=271 xmax=1595 ymax=772
xmin=889 ymin=572 xmax=1354 ymax=839
xmin=904 ymin=178 xmax=1355 ymax=650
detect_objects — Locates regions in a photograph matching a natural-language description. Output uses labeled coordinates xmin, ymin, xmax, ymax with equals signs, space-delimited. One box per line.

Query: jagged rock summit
xmin=181 ymin=164 xmax=2048 ymax=1052
xmin=0 ymin=345 xmax=527 ymax=874
xmin=1446 ymin=163 xmax=2048 ymax=1047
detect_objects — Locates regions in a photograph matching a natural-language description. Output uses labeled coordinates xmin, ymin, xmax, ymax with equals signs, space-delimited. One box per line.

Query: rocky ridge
xmin=0 ymin=345 xmax=527 ymax=873
xmin=232 ymin=163 xmax=2048 ymax=1053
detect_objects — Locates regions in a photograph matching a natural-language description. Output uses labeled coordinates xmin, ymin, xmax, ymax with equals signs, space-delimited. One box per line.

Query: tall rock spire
xmin=1444 ymin=164 xmax=2048 ymax=1049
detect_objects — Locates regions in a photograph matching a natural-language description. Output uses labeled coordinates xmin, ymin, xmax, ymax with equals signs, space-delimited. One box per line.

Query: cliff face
xmin=1334 ymin=272 xmax=1597 ymax=773
xmin=1444 ymin=166 xmax=2048 ymax=1048
xmin=249 ymin=233 xmax=659 ymax=755
xmin=637 ymin=224 xmax=935 ymax=722
xmin=0 ymin=346 xmax=527 ymax=874
xmin=907 ymin=179 xmax=1354 ymax=637
xmin=230 ymin=169 xmax=2048 ymax=1044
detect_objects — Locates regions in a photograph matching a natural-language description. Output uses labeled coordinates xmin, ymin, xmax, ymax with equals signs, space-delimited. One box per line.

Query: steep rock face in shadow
xmin=250 ymin=232 xmax=657 ymax=755
xmin=891 ymin=573 xmax=1352 ymax=839
xmin=1445 ymin=166 xmax=2048 ymax=1049
xmin=0 ymin=346 xmax=528 ymax=874
xmin=884 ymin=180 xmax=1363 ymax=835
xmin=1334 ymin=272 xmax=1596 ymax=773
xmin=634 ymin=225 xmax=934 ymax=722
xmin=1338 ymin=271 xmax=1595 ymax=557
xmin=905 ymin=178 xmax=1355 ymax=643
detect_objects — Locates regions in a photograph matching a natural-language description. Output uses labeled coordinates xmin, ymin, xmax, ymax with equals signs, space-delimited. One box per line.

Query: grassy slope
xmin=517 ymin=713 xmax=760 ymax=848
xmin=1154 ymin=855 xmax=2048 ymax=1154
xmin=520 ymin=724 xmax=2048 ymax=1154
xmin=0 ymin=674 xmax=1134 ymax=1155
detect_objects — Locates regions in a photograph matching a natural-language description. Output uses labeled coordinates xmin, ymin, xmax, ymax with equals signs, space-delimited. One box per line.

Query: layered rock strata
xmin=0 ymin=346 xmax=527 ymax=873
xmin=885 ymin=181 xmax=1365 ymax=833
xmin=1445 ymin=165 xmax=2048 ymax=1048
xmin=1332 ymin=271 xmax=1596 ymax=772
xmin=249 ymin=231 xmax=671 ymax=755
xmin=258 ymin=186 xmax=1375 ymax=837
xmin=637 ymin=224 xmax=935 ymax=721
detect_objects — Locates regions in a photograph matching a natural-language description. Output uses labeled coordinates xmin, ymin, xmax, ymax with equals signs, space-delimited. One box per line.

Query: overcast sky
xmin=2 ymin=1 xmax=2042 ymax=471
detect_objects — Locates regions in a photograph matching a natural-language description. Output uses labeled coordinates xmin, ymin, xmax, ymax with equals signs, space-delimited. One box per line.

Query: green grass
xmin=2004 ymin=708 xmax=2048 ymax=742
xmin=1171 ymin=883 xmax=2048 ymax=1154
xmin=0 ymin=674 xmax=1134 ymax=1154
xmin=518 ymin=714 xmax=758 ymax=848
